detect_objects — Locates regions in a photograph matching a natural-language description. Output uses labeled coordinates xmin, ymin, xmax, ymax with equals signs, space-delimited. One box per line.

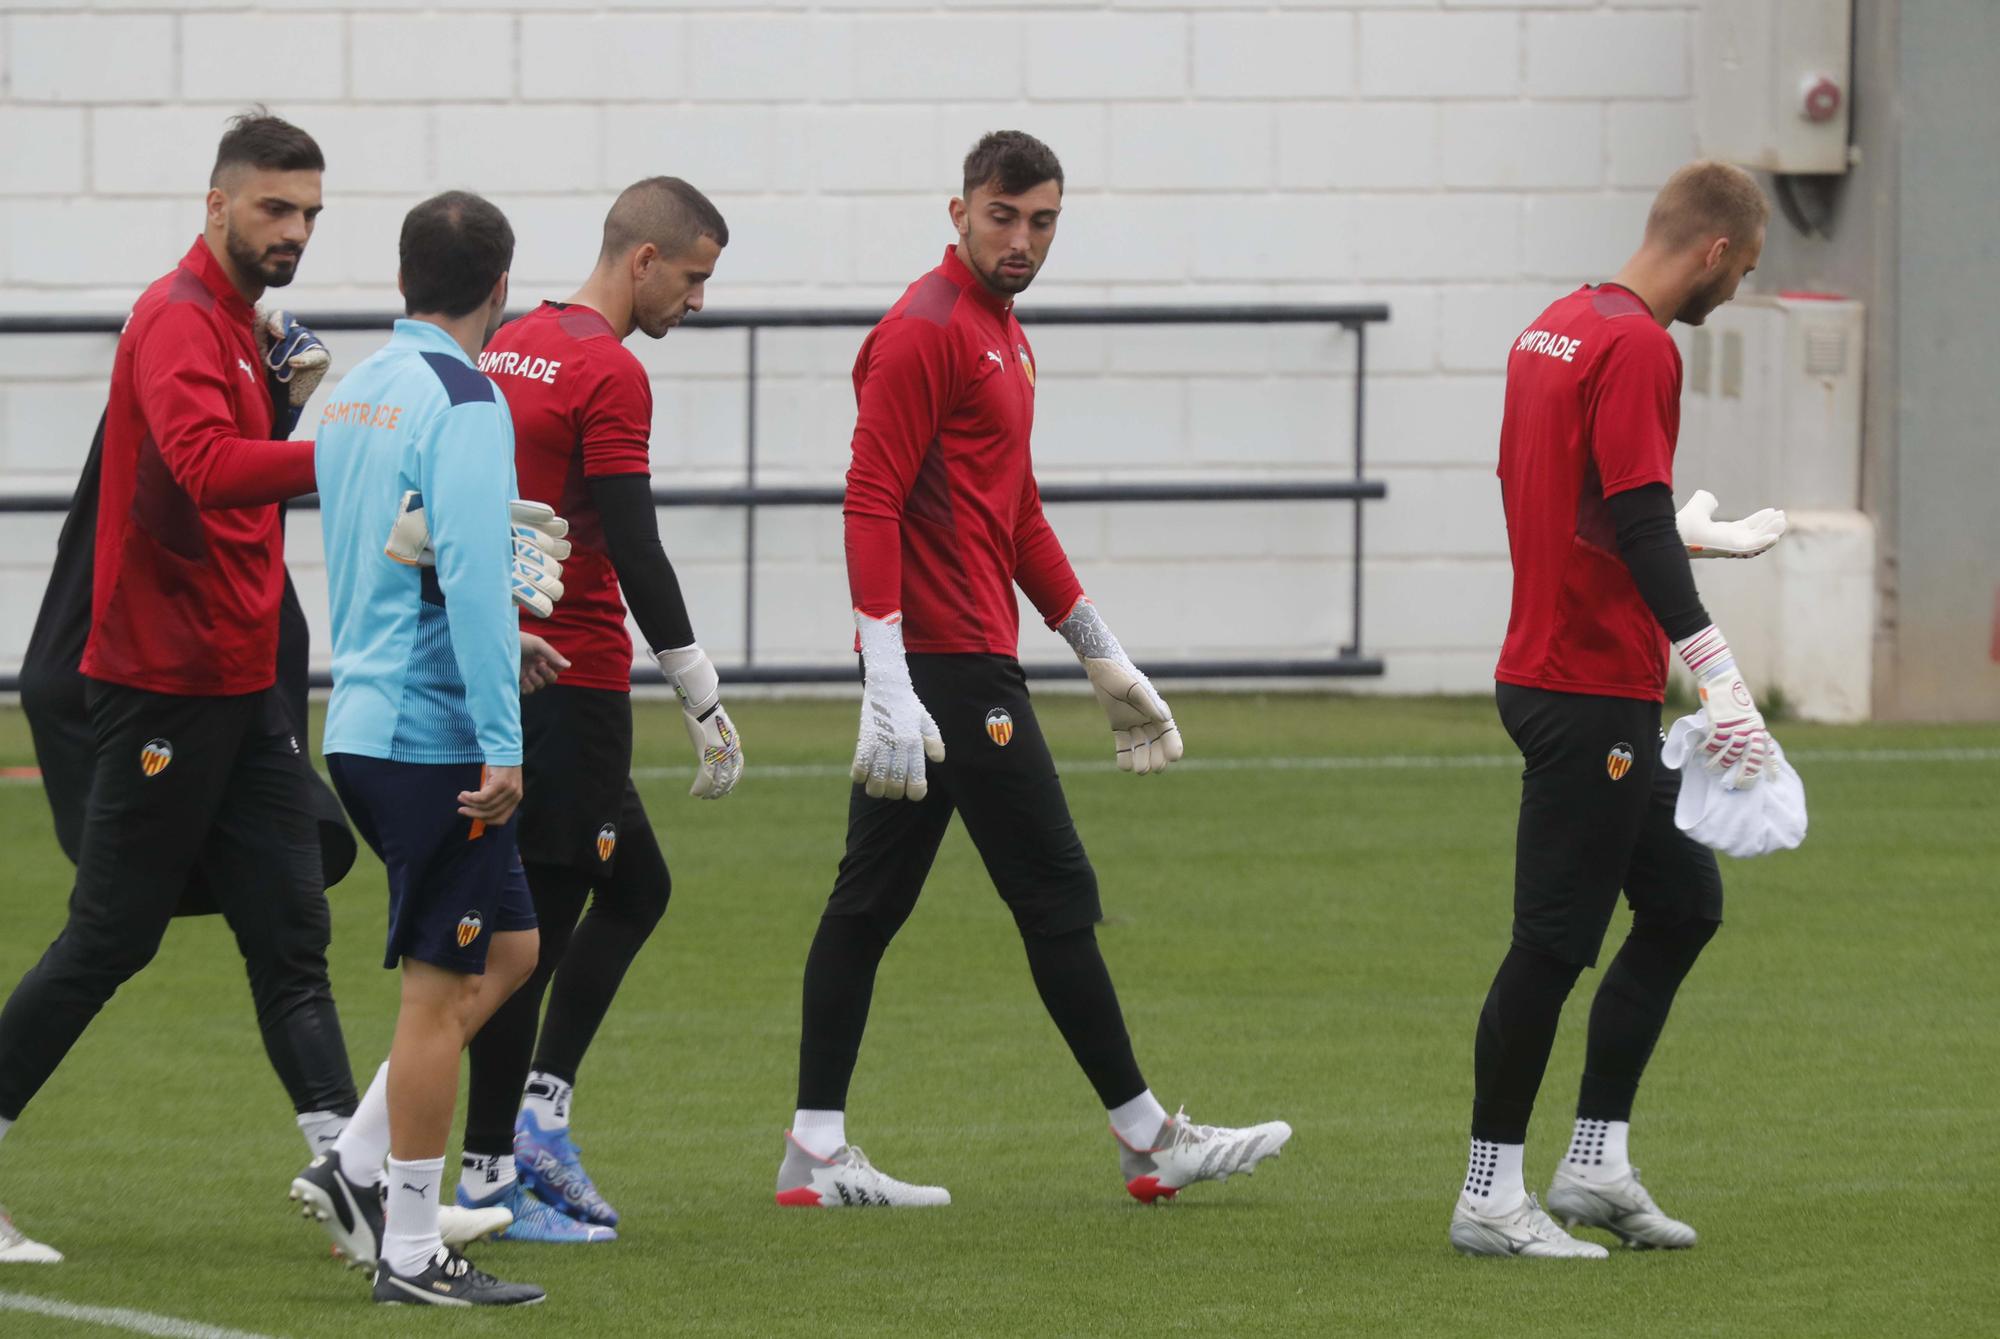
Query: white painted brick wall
xmin=0 ymin=2 xmax=1698 ymax=697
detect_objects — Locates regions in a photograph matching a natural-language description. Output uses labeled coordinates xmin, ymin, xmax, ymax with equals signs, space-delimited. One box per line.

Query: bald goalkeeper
xmin=451 ymin=178 xmax=743 ymax=1238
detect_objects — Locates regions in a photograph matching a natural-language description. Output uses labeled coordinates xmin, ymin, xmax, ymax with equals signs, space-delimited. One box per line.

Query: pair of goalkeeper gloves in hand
xmin=387 ymin=496 xmax=743 ymax=801
xmin=850 ymin=597 xmax=1182 ymax=802
xmin=386 ymin=491 xmax=573 ymax=620
xmin=1671 ymin=488 xmax=1789 ymax=789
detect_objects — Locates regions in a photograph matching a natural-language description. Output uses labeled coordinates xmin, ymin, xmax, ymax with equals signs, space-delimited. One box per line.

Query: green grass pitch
xmin=0 ymin=694 xmax=1994 ymax=1337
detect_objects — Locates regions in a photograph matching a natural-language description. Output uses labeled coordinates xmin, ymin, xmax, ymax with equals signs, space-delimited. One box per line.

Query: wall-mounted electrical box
xmin=1696 ymin=0 xmax=1853 ymax=174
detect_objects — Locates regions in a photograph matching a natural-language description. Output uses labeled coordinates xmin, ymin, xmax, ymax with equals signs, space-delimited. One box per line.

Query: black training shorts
xmin=517 ymin=684 xmax=637 ymax=875
xmin=327 ymin=754 xmax=537 ymax=974
xmin=824 ymin=653 xmax=1101 ymax=940
xmin=1498 ymin=682 xmax=1723 ymax=967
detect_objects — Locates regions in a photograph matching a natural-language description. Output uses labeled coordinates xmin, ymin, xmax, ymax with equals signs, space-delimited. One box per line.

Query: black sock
xmin=796 ymin=915 xmax=891 ymax=1111
xmin=1577 ymin=917 xmax=1719 ymax=1121
xmin=1471 ymin=944 xmax=1584 ymax=1145
xmin=1022 ymin=926 xmax=1147 ymax=1109
xmin=463 ymin=863 xmax=589 ymax=1157
xmin=531 ymin=824 xmax=671 ymax=1083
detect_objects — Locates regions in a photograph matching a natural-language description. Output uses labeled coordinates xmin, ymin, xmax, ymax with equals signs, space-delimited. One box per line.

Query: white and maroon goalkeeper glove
xmin=1674 ymin=624 xmax=1770 ymax=788
xmin=1055 ymin=597 xmax=1184 ymax=775
xmin=851 ymin=612 xmax=945 ymax=802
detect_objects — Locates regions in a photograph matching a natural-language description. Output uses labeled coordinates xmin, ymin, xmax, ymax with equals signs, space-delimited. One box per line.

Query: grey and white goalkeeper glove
xmin=653 ymin=643 xmax=742 ymax=800
xmin=1676 ymin=489 xmax=1786 ymax=559
xmin=1056 ymin=597 xmax=1184 ymax=775
xmin=384 ymin=492 xmax=572 ymax=619
xmin=851 ymin=611 xmax=944 ymax=802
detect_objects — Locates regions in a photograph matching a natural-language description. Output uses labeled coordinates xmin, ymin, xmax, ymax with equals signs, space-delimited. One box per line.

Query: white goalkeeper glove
xmin=851 ymin=611 xmax=944 ymax=802
xmin=653 ymin=643 xmax=742 ymax=799
xmin=1055 ymin=597 xmax=1184 ymax=775
xmin=384 ymin=492 xmax=573 ymax=619
xmin=254 ymin=307 xmax=330 ymax=409
xmin=1676 ymin=489 xmax=1786 ymax=559
xmin=1673 ymin=624 xmax=1771 ymax=788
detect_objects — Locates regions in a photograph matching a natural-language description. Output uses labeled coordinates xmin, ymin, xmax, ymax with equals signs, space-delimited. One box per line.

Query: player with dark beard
xmin=0 ymin=112 xmax=355 ymax=1264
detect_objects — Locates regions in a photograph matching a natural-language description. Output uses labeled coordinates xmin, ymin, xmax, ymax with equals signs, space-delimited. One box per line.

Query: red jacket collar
xmin=181 ymin=237 xmax=256 ymax=326
xmin=938 ymin=245 xmax=1014 ymax=318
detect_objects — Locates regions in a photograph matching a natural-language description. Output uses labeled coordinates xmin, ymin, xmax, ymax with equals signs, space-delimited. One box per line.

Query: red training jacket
xmin=843 ymin=246 xmax=1082 ymax=655
xmin=81 ymin=238 xmax=318 ymax=696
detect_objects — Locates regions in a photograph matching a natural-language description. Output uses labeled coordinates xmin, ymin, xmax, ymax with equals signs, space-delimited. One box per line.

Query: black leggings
xmin=462 ymin=801 xmax=670 ymax=1156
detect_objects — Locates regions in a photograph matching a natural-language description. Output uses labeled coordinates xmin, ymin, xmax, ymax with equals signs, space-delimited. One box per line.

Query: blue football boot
xmin=454 ymin=1178 xmax=616 ymax=1244
xmin=514 ymin=1109 xmax=620 ymax=1229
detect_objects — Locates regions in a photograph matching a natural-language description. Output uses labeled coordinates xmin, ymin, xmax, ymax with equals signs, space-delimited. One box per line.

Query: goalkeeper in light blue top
xmin=296 ymin=191 xmax=563 ymax=1310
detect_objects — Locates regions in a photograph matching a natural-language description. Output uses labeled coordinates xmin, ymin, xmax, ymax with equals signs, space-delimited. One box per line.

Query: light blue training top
xmin=317 ymin=319 xmax=522 ymax=767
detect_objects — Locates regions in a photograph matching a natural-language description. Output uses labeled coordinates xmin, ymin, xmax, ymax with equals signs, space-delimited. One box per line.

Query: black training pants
xmin=0 ymin=683 xmax=352 ymax=1121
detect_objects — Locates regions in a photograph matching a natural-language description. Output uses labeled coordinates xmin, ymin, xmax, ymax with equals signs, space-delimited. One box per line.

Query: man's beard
xmin=1675 ymin=273 xmax=1730 ymax=325
xmin=976 ymin=249 xmax=1037 ymax=294
xmin=226 ymin=224 xmax=301 ymax=289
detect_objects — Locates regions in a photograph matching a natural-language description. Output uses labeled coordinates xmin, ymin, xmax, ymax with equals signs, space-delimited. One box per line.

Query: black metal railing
xmin=0 ymin=303 xmax=1388 ymax=688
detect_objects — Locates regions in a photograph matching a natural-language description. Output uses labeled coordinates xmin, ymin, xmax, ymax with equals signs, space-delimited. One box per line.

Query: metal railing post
xmin=743 ymin=325 xmax=758 ymax=669
xmin=1346 ymin=322 xmax=1368 ymax=659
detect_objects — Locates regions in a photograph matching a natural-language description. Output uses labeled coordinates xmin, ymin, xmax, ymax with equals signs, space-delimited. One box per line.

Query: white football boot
xmin=0 ymin=1203 xmax=61 ymax=1263
xmin=439 ymin=1203 xmax=515 ymax=1249
xmin=1449 ymin=1191 xmax=1609 ymax=1258
xmin=1546 ymin=1166 xmax=1697 ymax=1250
xmin=1115 ymin=1107 xmax=1292 ymax=1204
xmin=773 ymin=1133 xmax=950 ymax=1207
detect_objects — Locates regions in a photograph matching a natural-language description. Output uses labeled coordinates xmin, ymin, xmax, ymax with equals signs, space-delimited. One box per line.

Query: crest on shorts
xmin=1606 ymin=742 xmax=1634 ymax=781
xmin=456 ymin=910 xmax=484 ymax=948
xmin=985 ymin=708 xmax=1014 ymax=747
xmin=1016 ymin=344 xmax=1035 ymax=386
xmin=596 ymin=823 xmax=617 ymax=863
xmin=139 ymin=738 xmax=174 ymax=777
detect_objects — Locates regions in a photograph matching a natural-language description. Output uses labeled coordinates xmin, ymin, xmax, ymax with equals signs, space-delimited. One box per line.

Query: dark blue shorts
xmin=327 ymin=754 xmax=537 ymax=974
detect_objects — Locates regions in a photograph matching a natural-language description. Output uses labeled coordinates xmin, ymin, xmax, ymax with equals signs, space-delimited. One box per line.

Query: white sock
xmin=459 ymin=1149 xmax=518 ymax=1200
xmin=382 ymin=1156 xmax=446 ymax=1278
xmin=296 ymin=1109 xmax=348 ymax=1157
xmin=332 ymin=1062 xmax=391 ymax=1189
xmin=1564 ymin=1117 xmax=1631 ymax=1183
xmin=790 ymin=1109 xmax=846 ymax=1160
xmin=522 ymin=1070 xmax=573 ymax=1132
xmin=0 ymin=1115 xmax=12 ymax=1145
xmin=1463 ymin=1138 xmax=1526 ymax=1214
xmin=1108 ymin=1090 xmax=1171 ymax=1149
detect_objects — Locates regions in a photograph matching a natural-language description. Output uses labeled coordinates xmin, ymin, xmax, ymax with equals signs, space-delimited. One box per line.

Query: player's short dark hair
xmin=399 ymin=191 xmax=515 ymax=318
xmin=209 ymin=108 xmax=323 ymax=187
xmin=1645 ymin=161 xmax=1770 ymax=250
xmin=600 ymin=177 xmax=729 ymax=262
xmin=961 ymin=131 xmax=1063 ymax=201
